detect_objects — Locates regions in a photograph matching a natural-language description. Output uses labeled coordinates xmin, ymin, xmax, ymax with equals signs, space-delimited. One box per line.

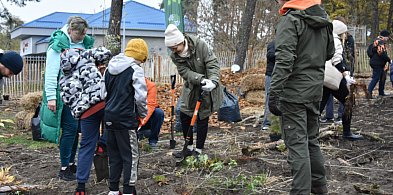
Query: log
xmin=359 ymin=132 xmax=385 ymax=143
xmin=353 ymin=183 xmax=389 ymax=195
xmin=318 ymin=130 xmax=336 ymax=139
xmin=241 ymin=140 xmax=284 ymax=156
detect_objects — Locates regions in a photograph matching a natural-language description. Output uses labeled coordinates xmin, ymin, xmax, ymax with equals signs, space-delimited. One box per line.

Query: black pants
xmin=107 ymin=129 xmax=139 ymax=193
xmin=180 ymin=111 xmax=209 ymax=149
xmin=320 ymin=79 xmax=352 ymax=135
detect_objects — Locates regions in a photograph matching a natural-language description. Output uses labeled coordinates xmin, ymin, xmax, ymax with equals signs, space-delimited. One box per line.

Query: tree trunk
xmin=233 ymin=0 xmax=257 ymax=72
xmin=106 ymin=0 xmax=123 ymax=56
xmin=388 ymin=0 xmax=393 ymax=32
xmin=371 ymin=0 xmax=379 ymax=39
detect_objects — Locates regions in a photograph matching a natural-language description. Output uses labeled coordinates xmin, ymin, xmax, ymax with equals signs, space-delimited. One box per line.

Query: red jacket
xmin=140 ymin=78 xmax=159 ymax=126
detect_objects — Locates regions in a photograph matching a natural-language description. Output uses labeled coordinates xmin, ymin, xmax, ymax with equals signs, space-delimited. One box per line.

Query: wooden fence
xmin=0 ymin=47 xmax=376 ymax=98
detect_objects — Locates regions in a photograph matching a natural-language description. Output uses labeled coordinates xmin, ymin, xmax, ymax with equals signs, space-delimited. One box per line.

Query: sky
xmin=4 ymin=0 xmax=162 ymax=23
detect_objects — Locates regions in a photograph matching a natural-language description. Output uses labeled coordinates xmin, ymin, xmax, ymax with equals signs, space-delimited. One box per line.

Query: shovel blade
xmin=94 ymin=154 xmax=109 ymax=182
xmin=170 ymin=139 xmax=176 ymax=149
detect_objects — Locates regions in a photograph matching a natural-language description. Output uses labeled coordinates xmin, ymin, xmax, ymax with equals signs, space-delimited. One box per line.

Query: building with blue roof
xmin=11 ymin=0 xmax=193 ymax=56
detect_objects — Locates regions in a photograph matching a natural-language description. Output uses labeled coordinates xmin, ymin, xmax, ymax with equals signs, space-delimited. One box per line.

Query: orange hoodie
xmin=139 ymin=78 xmax=159 ymax=126
xmin=279 ymin=0 xmax=321 ymax=15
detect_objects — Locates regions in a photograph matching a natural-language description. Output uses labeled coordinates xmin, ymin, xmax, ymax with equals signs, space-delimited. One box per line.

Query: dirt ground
xmin=1 ymin=85 xmax=393 ymax=195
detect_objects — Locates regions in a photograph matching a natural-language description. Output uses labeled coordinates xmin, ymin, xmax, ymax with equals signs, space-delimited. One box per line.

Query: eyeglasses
xmin=168 ymin=42 xmax=182 ymax=51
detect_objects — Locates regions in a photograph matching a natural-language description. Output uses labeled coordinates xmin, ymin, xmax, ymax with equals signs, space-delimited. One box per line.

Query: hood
xmin=107 ymin=53 xmax=137 ymax=75
xmin=280 ymin=0 xmax=330 ymax=29
xmin=61 ymin=25 xmax=72 ymax=45
xmin=61 ymin=24 xmax=84 ymax=44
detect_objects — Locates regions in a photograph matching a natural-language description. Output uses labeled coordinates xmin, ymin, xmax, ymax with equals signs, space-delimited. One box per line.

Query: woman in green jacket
xmin=40 ymin=16 xmax=94 ymax=181
xmin=164 ymin=24 xmax=223 ymax=158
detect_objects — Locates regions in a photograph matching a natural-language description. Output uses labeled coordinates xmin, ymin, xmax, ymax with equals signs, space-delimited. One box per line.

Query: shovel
xmin=94 ymin=123 xmax=109 ymax=182
xmin=170 ymin=75 xmax=177 ymax=149
xmin=176 ymin=85 xmax=205 ymax=166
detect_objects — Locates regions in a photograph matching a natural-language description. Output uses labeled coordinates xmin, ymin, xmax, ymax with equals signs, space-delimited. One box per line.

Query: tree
xmin=233 ymin=0 xmax=257 ymax=71
xmin=0 ymin=15 xmax=23 ymax=50
xmin=371 ymin=0 xmax=379 ymax=39
xmin=387 ymin=0 xmax=393 ymax=32
xmin=105 ymin=0 xmax=123 ymax=56
xmin=0 ymin=0 xmax=26 ymax=51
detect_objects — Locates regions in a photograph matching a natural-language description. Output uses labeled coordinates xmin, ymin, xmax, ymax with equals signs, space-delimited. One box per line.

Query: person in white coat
xmin=320 ymin=20 xmax=363 ymax=140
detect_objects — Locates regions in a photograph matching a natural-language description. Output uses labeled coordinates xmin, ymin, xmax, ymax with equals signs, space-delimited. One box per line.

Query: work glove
xmin=344 ymin=72 xmax=356 ymax=85
xmin=268 ymin=95 xmax=282 ymax=116
xmin=201 ymin=79 xmax=216 ymax=92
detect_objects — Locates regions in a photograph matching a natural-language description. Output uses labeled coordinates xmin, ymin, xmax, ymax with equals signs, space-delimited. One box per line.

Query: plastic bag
xmin=218 ymin=87 xmax=242 ymax=122
xmin=31 ymin=104 xmax=43 ymax=141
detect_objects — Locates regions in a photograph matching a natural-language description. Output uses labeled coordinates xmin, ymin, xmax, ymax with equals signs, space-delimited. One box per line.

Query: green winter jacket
xmin=170 ymin=35 xmax=223 ymax=120
xmin=270 ymin=4 xmax=335 ymax=104
xmin=40 ymin=26 xmax=94 ymax=143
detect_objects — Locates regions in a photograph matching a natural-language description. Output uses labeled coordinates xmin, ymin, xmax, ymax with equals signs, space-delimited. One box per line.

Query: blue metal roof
xmin=22 ymin=1 xmax=180 ymax=31
xmin=23 ymin=12 xmax=94 ymax=28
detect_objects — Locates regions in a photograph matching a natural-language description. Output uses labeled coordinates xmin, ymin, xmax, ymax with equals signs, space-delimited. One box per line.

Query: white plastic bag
xmin=324 ymin=60 xmax=343 ymax=90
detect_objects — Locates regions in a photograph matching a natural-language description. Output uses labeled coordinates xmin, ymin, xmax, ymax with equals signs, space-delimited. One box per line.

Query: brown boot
xmin=311 ymin=185 xmax=328 ymax=195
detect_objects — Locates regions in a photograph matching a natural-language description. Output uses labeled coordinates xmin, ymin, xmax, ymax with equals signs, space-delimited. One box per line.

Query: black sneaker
xmin=193 ymin=150 xmax=201 ymax=159
xmin=69 ymin=164 xmax=77 ymax=174
xmin=58 ymin=167 xmax=76 ymax=181
xmin=343 ymin=133 xmax=364 ymax=141
xmin=172 ymin=149 xmax=193 ymax=158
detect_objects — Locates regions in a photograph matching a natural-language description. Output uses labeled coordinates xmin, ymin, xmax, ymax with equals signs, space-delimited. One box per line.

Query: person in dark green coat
xmin=164 ymin=24 xmax=223 ymax=158
xmin=269 ymin=0 xmax=334 ymax=194
xmin=40 ymin=16 xmax=94 ymax=182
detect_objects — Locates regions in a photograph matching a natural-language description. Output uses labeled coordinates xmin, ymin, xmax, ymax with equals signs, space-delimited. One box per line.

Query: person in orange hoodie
xmin=138 ymin=78 xmax=165 ymax=149
xmin=269 ymin=0 xmax=334 ymax=194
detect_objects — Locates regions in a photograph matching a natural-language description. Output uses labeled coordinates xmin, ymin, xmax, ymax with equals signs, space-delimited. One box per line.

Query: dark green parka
xmin=170 ymin=35 xmax=223 ymax=120
xmin=270 ymin=5 xmax=335 ymax=103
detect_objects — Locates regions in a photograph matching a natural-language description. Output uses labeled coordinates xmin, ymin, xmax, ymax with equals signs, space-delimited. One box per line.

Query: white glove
xmin=345 ymin=75 xmax=356 ymax=85
xmin=201 ymin=79 xmax=216 ymax=92
xmin=0 ymin=49 xmax=4 ymax=54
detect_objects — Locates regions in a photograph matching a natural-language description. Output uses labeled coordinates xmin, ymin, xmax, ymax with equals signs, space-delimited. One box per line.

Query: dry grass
xmin=240 ymin=74 xmax=265 ymax=93
xmin=20 ymin=92 xmax=42 ymax=112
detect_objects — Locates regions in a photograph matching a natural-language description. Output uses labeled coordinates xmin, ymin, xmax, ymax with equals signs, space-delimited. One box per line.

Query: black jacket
xmin=265 ymin=41 xmax=275 ymax=76
xmin=367 ymin=38 xmax=391 ymax=69
xmin=104 ymin=54 xmax=147 ymax=130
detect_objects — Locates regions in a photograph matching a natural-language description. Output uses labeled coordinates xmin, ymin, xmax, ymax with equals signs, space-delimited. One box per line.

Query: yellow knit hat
xmin=125 ymin=38 xmax=148 ymax=62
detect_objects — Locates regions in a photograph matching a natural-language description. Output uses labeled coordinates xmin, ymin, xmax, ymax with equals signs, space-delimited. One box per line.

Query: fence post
xmin=23 ymin=57 xmax=28 ymax=94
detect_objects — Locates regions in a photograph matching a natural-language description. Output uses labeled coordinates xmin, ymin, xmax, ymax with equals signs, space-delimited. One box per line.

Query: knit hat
xmin=332 ymin=20 xmax=347 ymax=35
xmin=380 ymin=30 xmax=390 ymax=37
xmin=125 ymin=39 xmax=148 ymax=62
xmin=164 ymin=24 xmax=184 ymax=47
xmin=0 ymin=51 xmax=23 ymax=75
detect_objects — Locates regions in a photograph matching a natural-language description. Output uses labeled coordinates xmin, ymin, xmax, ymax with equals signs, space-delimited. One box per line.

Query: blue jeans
xmin=140 ymin=108 xmax=164 ymax=144
xmin=59 ymin=105 xmax=79 ymax=167
xmin=262 ymin=75 xmax=271 ymax=127
xmin=325 ymin=95 xmax=344 ymax=119
xmin=368 ymin=68 xmax=385 ymax=96
xmin=77 ymin=109 xmax=104 ymax=183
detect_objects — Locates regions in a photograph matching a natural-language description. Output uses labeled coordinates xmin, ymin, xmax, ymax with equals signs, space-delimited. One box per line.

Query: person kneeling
xmin=138 ymin=78 xmax=164 ymax=149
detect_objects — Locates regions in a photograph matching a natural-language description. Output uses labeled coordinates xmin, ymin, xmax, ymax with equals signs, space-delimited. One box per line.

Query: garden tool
xmin=176 ymin=85 xmax=206 ymax=166
xmin=170 ymin=74 xmax=177 ymax=149
xmin=94 ymin=122 xmax=109 ymax=182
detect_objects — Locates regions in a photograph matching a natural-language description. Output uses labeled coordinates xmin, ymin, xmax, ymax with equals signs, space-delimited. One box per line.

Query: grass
xmin=270 ymin=115 xmax=281 ymax=135
xmin=0 ymin=132 xmax=56 ymax=150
